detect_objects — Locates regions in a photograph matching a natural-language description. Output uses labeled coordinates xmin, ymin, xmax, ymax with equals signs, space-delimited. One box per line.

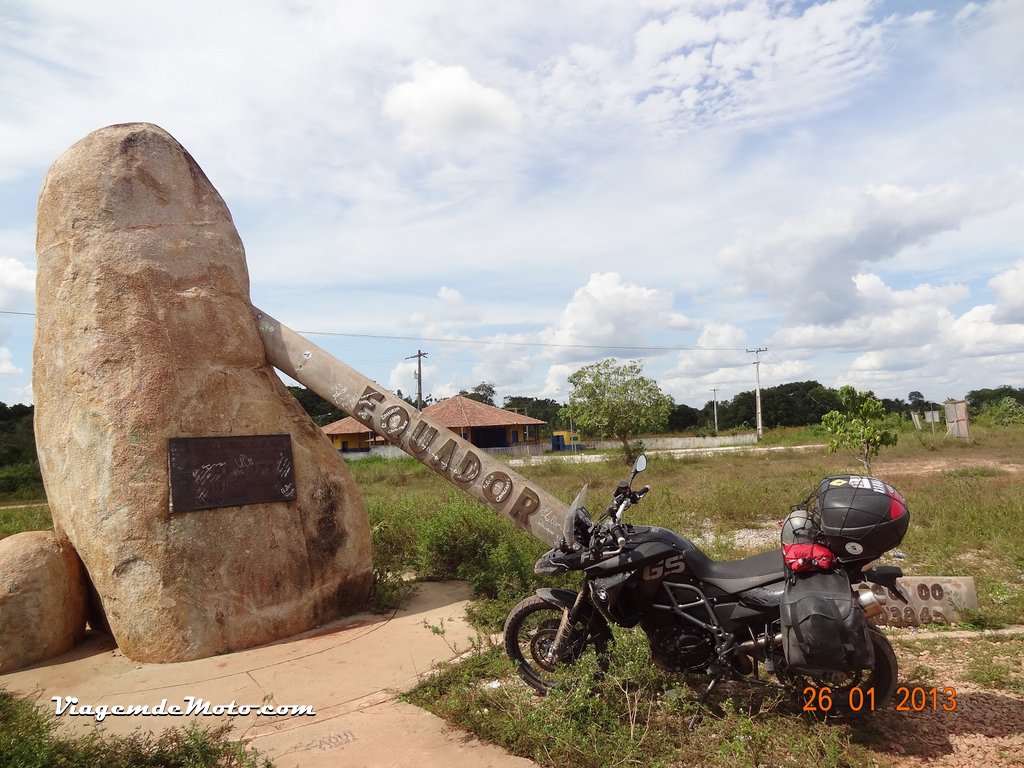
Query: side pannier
xmin=779 ymin=570 xmax=873 ymax=675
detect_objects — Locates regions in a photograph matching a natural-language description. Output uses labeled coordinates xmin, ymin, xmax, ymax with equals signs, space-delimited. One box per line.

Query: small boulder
xmin=0 ymin=531 xmax=87 ymax=673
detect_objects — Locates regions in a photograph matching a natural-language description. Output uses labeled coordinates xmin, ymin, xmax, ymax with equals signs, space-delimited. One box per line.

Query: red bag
xmin=783 ymin=542 xmax=837 ymax=572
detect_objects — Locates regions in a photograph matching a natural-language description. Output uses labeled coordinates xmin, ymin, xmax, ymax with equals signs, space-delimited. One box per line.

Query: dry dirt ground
xmin=816 ymin=452 xmax=1023 ymax=767
xmin=829 ymin=454 xmax=1023 ymax=766
xmin=860 ymin=628 xmax=1024 ymax=768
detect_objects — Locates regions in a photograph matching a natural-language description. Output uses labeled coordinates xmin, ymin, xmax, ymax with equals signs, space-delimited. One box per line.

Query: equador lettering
xmin=451 ymin=451 xmax=481 ymax=485
xmin=354 ymin=386 xmax=385 ymax=426
xmin=482 ymin=470 xmax=513 ymax=504
xmin=380 ymin=404 xmax=410 ymax=442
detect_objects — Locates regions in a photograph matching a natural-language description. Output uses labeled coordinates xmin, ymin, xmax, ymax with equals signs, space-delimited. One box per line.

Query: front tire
xmin=503 ymin=594 xmax=609 ymax=694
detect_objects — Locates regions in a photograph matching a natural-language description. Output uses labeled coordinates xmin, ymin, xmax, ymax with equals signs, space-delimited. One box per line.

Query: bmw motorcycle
xmin=503 ymin=455 xmax=911 ymax=715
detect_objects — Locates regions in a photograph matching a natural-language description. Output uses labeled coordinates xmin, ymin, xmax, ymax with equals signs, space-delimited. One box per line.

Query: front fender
xmin=535 ymin=587 xmax=580 ymax=610
xmin=534 ymin=587 xmax=614 ymax=644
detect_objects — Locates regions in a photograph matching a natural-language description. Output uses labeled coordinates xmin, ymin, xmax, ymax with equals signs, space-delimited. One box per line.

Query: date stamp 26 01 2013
xmin=802 ymin=686 xmax=958 ymax=713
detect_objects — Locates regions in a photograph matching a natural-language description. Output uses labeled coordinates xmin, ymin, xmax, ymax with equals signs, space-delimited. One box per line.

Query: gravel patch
xmin=863 ymin=628 xmax=1024 ymax=768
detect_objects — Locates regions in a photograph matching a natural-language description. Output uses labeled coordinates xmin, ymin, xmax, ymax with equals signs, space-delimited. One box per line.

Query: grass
xmin=0 ymin=502 xmax=51 ymax=539
xmin=963 ymin=635 xmax=1024 ymax=694
xmin=406 ymin=631 xmax=879 ymax=768
xmin=3 ymin=425 xmax=1022 ymax=767
xmin=0 ymin=688 xmax=273 ymax=768
xmin=889 ymin=633 xmax=1024 ymax=694
xmin=394 ymin=424 xmax=1023 ymax=768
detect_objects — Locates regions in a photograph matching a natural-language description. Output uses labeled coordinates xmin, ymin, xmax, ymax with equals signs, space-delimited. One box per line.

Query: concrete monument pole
xmin=254 ymin=309 xmax=568 ymax=545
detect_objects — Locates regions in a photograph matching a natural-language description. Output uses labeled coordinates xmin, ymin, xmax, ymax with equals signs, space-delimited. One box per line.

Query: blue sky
xmin=1 ymin=0 xmax=1022 ymax=411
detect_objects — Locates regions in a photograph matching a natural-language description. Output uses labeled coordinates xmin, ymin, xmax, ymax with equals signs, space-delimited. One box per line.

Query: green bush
xmin=419 ymin=494 xmax=544 ymax=601
xmin=365 ymin=494 xmax=426 ymax=611
xmin=981 ymin=397 xmax=1024 ymax=426
xmin=0 ymin=462 xmax=44 ymax=498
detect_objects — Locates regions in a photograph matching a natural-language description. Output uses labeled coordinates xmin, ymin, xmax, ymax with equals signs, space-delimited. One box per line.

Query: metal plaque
xmin=168 ymin=435 xmax=297 ymax=513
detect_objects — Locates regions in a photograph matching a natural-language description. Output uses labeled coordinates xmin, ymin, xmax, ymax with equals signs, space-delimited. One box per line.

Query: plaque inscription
xmin=168 ymin=435 xmax=297 ymax=513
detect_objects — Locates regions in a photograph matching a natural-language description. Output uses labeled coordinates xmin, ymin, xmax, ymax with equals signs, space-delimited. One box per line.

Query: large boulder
xmin=33 ymin=123 xmax=372 ymax=663
xmin=0 ymin=532 xmax=87 ymax=673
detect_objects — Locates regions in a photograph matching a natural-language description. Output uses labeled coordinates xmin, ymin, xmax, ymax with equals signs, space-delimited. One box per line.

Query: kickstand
xmin=688 ymin=675 xmax=722 ymax=730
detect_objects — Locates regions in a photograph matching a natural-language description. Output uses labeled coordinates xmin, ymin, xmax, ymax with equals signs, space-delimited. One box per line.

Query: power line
xmin=298 ymin=328 xmax=745 ymax=352
xmin=0 ymin=308 xmax=747 ymax=353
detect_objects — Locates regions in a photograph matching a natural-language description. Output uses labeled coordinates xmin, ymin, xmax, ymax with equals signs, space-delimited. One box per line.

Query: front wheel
xmin=503 ymin=594 xmax=610 ymax=694
xmin=779 ymin=626 xmax=899 ymax=716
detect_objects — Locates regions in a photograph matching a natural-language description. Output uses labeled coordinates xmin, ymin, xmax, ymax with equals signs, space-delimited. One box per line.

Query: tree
xmin=560 ymin=359 xmax=673 ymax=464
xmin=0 ymin=402 xmax=42 ymax=498
xmin=668 ymin=403 xmax=701 ymax=432
xmin=981 ymin=396 xmax=1024 ymax=426
xmin=396 ymin=389 xmax=434 ymax=408
xmin=0 ymin=402 xmax=38 ymax=466
xmin=287 ymin=386 xmax=345 ymax=425
xmin=460 ymin=381 xmax=496 ymax=406
xmin=966 ymin=385 xmax=1024 ymax=414
xmin=503 ymin=396 xmax=562 ymax=430
xmin=821 ymin=386 xmax=898 ymax=474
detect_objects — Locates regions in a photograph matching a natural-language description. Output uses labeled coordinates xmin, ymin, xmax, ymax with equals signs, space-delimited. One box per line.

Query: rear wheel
xmin=503 ymin=595 xmax=609 ymax=694
xmin=779 ymin=627 xmax=898 ymax=716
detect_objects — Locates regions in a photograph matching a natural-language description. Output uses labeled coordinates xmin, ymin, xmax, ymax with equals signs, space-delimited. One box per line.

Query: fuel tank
xmin=585 ymin=524 xmax=698 ymax=577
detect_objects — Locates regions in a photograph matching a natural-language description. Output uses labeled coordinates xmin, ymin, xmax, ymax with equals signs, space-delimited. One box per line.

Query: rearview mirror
xmin=633 ymin=454 xmax=647 ymax=475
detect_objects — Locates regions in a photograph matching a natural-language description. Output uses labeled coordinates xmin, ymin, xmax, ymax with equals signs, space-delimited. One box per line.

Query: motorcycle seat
xmin=683 ymin=547 xmax=786 ymax=592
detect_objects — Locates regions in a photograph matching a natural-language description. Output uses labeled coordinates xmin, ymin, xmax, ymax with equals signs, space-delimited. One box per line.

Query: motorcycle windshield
xmin=564 ymin=484 xmax=589 ymax=550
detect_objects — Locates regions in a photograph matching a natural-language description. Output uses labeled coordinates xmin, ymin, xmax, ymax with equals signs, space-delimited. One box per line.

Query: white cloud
xmin=0 ymin=348 xmax=22 ymax=375
xmin=988 ymin=261 xmax=1024 ymax=323
xmin=676 ymin=323 xmax=748 ymax=372
xmin=383 ymin=61 xmax=522 ymax=153
xmin=947 ymin=304 xmax=1024 ymax=357
xmin=720 ymin=175 xmax=1023 ymax=323
xmin=770 ymin=273 xmax=967 ymax=352
xmin=0 ymin=257 xmax=35 ymax=308
xmin=541 ymin=364 xmax=577 ymax=399
xmin=437 ymin=286 xmax=463 ymax=304
xmin=537 ymin=272 xmax=685 ymax=360
xmin=613 ymin=0 xmax=897 ymax=130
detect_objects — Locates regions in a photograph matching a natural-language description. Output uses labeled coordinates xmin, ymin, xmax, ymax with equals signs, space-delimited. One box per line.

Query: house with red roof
xmin=322 ymin=395 xmax=546 ymax=454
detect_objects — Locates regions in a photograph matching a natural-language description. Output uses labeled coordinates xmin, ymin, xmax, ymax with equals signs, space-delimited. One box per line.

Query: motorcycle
xmin=503 ymin=455 xmax=911 ymax=717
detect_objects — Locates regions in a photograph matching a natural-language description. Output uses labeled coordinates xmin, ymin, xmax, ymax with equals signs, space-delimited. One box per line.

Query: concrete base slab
xmin=0 ymin=581 xmax=534 ymax=768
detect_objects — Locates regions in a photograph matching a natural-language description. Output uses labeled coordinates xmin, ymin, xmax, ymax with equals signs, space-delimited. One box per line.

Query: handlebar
xmin=595 ymin=483 xmax=651 ymax=556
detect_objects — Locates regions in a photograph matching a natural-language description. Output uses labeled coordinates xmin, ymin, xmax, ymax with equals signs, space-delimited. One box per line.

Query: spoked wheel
xmin=503 ymin=595 xmax=610 ymax=694
xmin=778 ymin=627 xmax=899 ymax=717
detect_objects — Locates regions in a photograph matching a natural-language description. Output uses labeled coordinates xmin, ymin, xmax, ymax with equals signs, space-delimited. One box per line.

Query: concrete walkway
xmin=0 ymin=581 xmax=535 ymax=768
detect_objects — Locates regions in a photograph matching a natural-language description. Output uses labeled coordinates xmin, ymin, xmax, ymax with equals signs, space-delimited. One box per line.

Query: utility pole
xmin=746 ymin=348 xmax=767 ymax=440
xmin=405 ymin=349 xmax=428 ymax=409
xmin=711 ymin=387 xmax=719 ymax=435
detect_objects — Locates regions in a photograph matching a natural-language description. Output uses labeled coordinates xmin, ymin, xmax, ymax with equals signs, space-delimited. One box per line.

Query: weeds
xmin=407 ymin=630 xmax=876 ymax=768
xmin=0 ymin=503 xmax=52 ymax=540
xmin=963 ymin=636 xmax=1024 ymax=694
xmin=0 ymin=687 xmax=272 ymax=768
xmin=399 ymin=427 xmax=1023 ymax=768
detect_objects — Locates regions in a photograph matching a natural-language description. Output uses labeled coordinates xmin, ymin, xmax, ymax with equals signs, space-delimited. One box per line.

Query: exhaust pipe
xmin=738 ymin=632 xmax=782 ymax=654
xmin=856 ymin=584 xmax=887 ymax=619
